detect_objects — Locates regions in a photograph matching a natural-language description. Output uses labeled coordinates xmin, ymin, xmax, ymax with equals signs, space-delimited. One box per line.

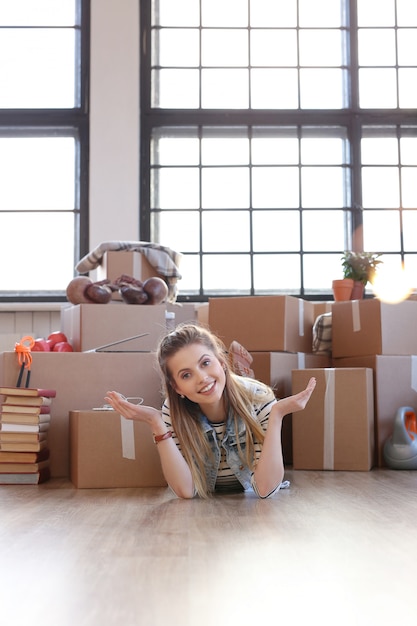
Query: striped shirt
xmin=162 ymin=382 xmax=278 ymax=495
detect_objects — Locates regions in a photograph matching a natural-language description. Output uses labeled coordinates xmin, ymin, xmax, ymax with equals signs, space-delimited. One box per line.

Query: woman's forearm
xmin=154 ymin=436 xmax=195 ymax=498
xmin=252 ymin=411 xmax=285 ymax=497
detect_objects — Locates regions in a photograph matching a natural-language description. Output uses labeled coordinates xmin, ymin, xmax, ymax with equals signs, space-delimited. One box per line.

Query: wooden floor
xmin=1 ymin=469 xmax=417 ymax=626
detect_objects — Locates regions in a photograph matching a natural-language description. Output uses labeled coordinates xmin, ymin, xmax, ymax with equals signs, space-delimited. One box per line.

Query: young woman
xmin=105 ymin=323 xmax=316 ymax=499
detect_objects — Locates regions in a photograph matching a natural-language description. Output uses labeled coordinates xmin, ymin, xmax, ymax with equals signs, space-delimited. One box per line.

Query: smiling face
xmin=168 ymin=342 xmax=227 ymax=421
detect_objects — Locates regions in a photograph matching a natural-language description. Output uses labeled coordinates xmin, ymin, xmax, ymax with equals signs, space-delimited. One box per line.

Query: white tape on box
xmin=412 ymin=356 xmax=417 ymax=393
xmin=297 ymin=352 xmax=306 ymax=369
xmin=298 ymin=299 xmax=304 ymax=337
xmin=323 ymin=369 xmax=336 ymax=470
xmin=351 ymin=300 xmax=361 ymax=332
xmin=120 ymin=415 xmax=136 ymax=459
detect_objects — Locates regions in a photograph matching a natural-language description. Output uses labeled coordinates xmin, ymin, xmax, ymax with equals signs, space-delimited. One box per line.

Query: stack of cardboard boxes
xmin=0 ymin=252 xmax=200 ymax=487
xmin=208 ymin=295 xmax=332 ymax=466
xmin=208 ymin=294 xmax=417 ymax=472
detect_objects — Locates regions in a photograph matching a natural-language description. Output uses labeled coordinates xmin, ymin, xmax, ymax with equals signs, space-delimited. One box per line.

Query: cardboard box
xmin=292 ymin=368 xmax=374 ymax=471
xmin=70 ymin=410 xmax=167 ymax=488
xmin=166 ymin=302 xmax=199 ymax=326
xmin=334 ymin=355 xmax=417 ymax=467
xmin=96 ymin=251 xmax=164 ymax=300
xmin=251 ymin=351 xmax=331 ymax=465
xmin=332 ymin=298 xmax=417 ymax=358
xmin=0 ymin=351 xmax=163 ymax=478
xmin=61 ymin=302 xmax=167 ymax=352
xmin=208 ymin=296 xmax=314 ymax=353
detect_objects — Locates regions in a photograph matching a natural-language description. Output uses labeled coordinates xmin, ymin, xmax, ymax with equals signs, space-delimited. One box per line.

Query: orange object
xmin=14 ymin=335 xmax=35 ymax=387
xmin=405 ymin=410 xmax=417 ymax=440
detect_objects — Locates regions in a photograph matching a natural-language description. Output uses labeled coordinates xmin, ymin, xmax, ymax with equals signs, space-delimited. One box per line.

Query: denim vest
xmin=200 ymin=411 xmax=253 ymax=492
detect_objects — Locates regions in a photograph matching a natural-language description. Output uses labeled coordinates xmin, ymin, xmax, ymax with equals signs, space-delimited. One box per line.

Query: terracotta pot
xmin=332 ymin=278 xmax=354 ymax=302
xmin=351 ymin=281 xmax=365 ymax=300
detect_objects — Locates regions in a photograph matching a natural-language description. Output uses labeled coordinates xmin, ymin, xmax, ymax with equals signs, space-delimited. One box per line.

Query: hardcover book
xmin=0 ymin=413 xmax=51 ymax=425
xmin=0 ymin=404 xmax=50 ymax=415
xmin=1 ymin=395 xmax=52 ymax=407
xmin=0 ymin=386 xmax=56 ymax=398
xmin=0 ymin=467 xmax=50 ymax=484
xmin=0 ymin=459 xmax=50 ymax=473
xmin=0 ymin=422 xmax=50 ymax=433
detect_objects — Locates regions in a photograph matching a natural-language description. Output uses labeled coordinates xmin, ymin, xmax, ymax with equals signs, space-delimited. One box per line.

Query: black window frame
xmin=140 ymin=0 xmax=417 ymax=302
xmin=0 ymin=0 xmax=90 ymax=304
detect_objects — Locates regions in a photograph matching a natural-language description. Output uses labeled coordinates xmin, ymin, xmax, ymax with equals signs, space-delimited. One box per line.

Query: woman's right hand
xmin=104 ymin=391 xmax=164 ymax=430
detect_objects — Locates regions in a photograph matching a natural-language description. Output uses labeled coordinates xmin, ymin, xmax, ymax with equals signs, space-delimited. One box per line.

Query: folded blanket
xmin=75 ymin=241 xmax=182 ymax=302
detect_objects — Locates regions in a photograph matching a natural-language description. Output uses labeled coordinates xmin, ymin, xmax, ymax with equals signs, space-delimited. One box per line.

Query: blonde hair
xmin=156 ymin=323 xmax=274 ymax=498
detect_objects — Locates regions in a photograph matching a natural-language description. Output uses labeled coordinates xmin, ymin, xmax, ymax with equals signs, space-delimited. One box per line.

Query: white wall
xmin=89 ymin=0 xmax=140 ymax=249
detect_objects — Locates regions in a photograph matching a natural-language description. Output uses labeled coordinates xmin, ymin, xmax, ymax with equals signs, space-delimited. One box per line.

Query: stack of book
xmin=0 ymin=386 xmax=56 ymax=484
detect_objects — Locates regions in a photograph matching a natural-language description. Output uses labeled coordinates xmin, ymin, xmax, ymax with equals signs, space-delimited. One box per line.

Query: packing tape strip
xmin=323 ymin=369 xmax=335 ymax=470
xmin=298 ymin=298 xmax=304 ymax=337
xmin=120 ymin=415 xmax=136 ymax=459
xmin=412 ymin=356 xmax=417 ymax=393
xmin=297 ymin=352 xmax=306 ymax=369
xmin=351 ymin=299 xmax=361 ymax=332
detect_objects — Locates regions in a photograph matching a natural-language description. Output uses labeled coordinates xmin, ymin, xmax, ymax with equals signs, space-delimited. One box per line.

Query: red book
xmin=0 ymin=386 xmax=56 ymax=398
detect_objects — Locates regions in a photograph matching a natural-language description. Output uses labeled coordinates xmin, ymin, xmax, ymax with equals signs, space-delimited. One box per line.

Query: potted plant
xmin=333 ymin=251 xmax=383 ymax=301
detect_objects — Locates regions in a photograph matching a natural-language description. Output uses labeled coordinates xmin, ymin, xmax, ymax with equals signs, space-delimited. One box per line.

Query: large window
xmin=0 ymin=0 xmax=89 ymax=301
xmin=140 ymin=0 xmax=417 ymax=299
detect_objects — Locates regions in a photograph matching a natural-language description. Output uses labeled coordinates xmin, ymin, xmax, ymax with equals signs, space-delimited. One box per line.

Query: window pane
xmin=397 ymin=0 xmax=417 ymax=26
xmin=202 ymin=167 xmax=249 ymax=208
xmin=301 ymin=167 xmax=345 ymax=208
xmin=151 ymin=168 xmax=200 ymax=209
xmin=202 ymin=211 xmax=250 ymax=252
xmin=401 ymin=168 xmax=417 ymax=208
xmin=155 ymin=29 xmax=200 ymax=67
xmin=303 ymin=254 xmax=343 ymax=290
xmin=301 ymin=137 xmax=346 ymax=165
xmin=151 ymin=136 xmax=200 ymax=166
xmin=152 ymin=69 xmax=200 ymax=108
xmin=253 ymin=254 xmax=301 ymax=292
xmin=403 ymin=211 xmax=417 ymax=251
xmin=361 ymin=167 xmax=400 ymax=208
xmin=250 ymin=0 xmax=297 ymax=27
xmin=397 ymin=29 xmax=417 ymax=65
xmin=0 ymin=0 xmax=76 ymax=26
xmin=359 ymin=69 xmax=397 ymax=108
xmin=361 ymin=137 xmax=398 ymax=165
xmin=252 ymin=135 xmax=299 ymax=165
xmin=202 ymin=255 xmax=251 ymax=292
xmin=401 ymin=138 xmax=417 ymax=165
xmin=0 ymin=30 xmax=75 ymax=108
xmin=252 ymin=167 xmax=299 ymax=208
xmin=201 ymin=137 xmax=249 ymax=165
xmin=251 ymin=29 xmax=297 ymax=66
xmin=202 ymin=30 xmax=248 ymax=66
xmin=0 ymin=137 xmax=75 ymax=210
xmin=358 ymin=30 xmax=396 ymax=66
xmin=0 ymin=213 xmax=75 ymax=291
xmin=398 ymin=69 xmax=417 ymax=108
xmin=252 ymin=210 xmax=300 ymax=252
xmin=177 ymin=254 xmax=201 ymax=292
xmin=202 ymin=69 xmax=249 ymax=108
xmin=299 ymin=0 xmax=344 ymax=27
xmin=201 ymin=0 xmax=248 ymax=27
xmin=299 ymin=30 xmax=343 ymax=66
xmin=302 ymin=210 xmax=346 ymax=251
xmin=300 ymin=69 xmax=345 ymax=109
xmin=155 ymin=0 xmax=200 ymax=27
xmin=363 ymin=210 xmax=400 ymax=250
xmin=152 ymin=211 xmax=200 ymax=252
xmin=357 ymin=0 xmax=395 ymax=27
xmin=251 ymin=69 xmax=299 ymax=109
